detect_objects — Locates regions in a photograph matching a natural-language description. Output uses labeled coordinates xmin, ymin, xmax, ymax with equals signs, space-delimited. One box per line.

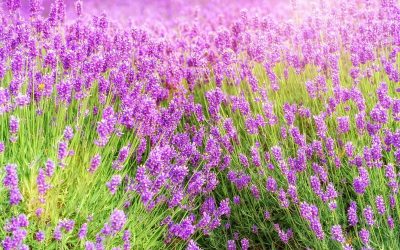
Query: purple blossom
xmin=63 ymin=126 xmax=74 ymax=141
xmin=337 ymin=116 xmax=350 ymax=134
xmin=106 ymin=209 xmax=127 ymax=235
xmin=106 ymin=175 xmax=122 ymax=194
xmin=347 ymin=201 xmax=358 ymax=227
xmin=240 ymin=238 xmax=249 ymax=250
xmin=45 ymin=159 xmax=56 ymax=177
xmin=35 ymin=231 xmax=45 ymax=242
xmin=266 ymin=176 xmax=278 ymax=192
xmin=331 ymin=225 xmax=345 ymax=244
xmin=227 ymin=240 xmax=236 ymax=250
xmin=375 ymin=196 xmax=386 ymax=215
xmin=363 ymin=206 xmax=375 ymax=226
xmin=359 ymin=228 xmax=369 ymax=245
xmin=169 ymin=216 xmax=195 ymax=240
xmin=37 ymin=168 xmax=50 ymax=202
xmin=3 ymin=164 xmax=22 ymax=206
xmin=58 ymin=141 xmax=68 ymax=161
xmin=123 ymin=230 xmax=131 ymax=250
xmin=9 ymin=115 xmax=20 ymax=134
xmin=186 ymin=240 xmax=202 ymax=250
xmin=78 ymin=223 xmax=88 ymax=240
xmin=88 ymin=154 xmax=102 ymax=173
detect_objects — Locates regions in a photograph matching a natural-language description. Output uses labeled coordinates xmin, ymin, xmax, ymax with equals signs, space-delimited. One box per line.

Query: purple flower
xmin=271 ymin=146 xmax=283 ymax=162
xmin=85 ymin=241 xmax=96 ymax=250
xmin=331 ymin=225 xmax=345 ymax=244
xmin=347 ymin=201 xmax=358 ymax=227
xmin=108 ymin=209 xmax=126 ymax=234
xmin=58 ymin=141 xmax=68 ymax=161
xmin=3 ymin=164 xmax=22 ymax=206
xmin=337 ymin=116 xmax=350 ymax=134
xmin=359 ymin=228 xmax=369 ymax=245
xmin=300 ymin=202 xmax=324 ymax=239
xmin=278 ymin=188 xmax=289 ymax=208
xmin=37 ymin=168 xmax=50 ymax=202
xmin=344 ymin=142 xmax=354 ymax=158
xmin=63 ymin=126 xmax=74 ymax=141
xmin=78 ymin=223 xmax=88 ymax=240
xmin=60 ymin=219 xmax=75 ymax=232
xmin=233 ymin=196 xmax=240 ymax=204
xmin=263 ymin=210 xmax=271 ymax=220
xmin=218 ymin=198 xmax=231 ymax=217
xmin=375 ymin=196 xmax=386 ymax=215
xmin=250 ymin=185 xmax=260 ymax=200
xmin=75 ymin=0 xmax=83 ymax=16
xmin=388 ymin=215 xmax=394 ymax=230
xmin=35 ymin=231 xmax=45 ymax=242
xmin=9 ymin=115 xmax=20 ymax=134
xmin=45 ymin=159 xmax=55 ymax=177
xmin=239 ymin=153 xmax=249 ymax=168
xmin=353 ymin=168 xmax=369 ymax=195
xmin=240 ymin=238 xmax=249 ymax=250
xmin=35 ymin=208 xmax=43 ymax=217
xmin=117 ymin=145 xmax=130 ymax=163
xmin=169 ymin=216 xmax=195 ymax=240
xmin=106 ymin=175 xmax=122 ymax=195
xmin=266 ymin=176 xmax=278 ymax=192
xmin=363 ymin=206 xmax=375 ymax=226
xmin=123 ymin=230 xmax=131 ymax=250
xmin=227 ymin=240 xmax=236 ymax=250
xmin=314 ymin=114 xmax=327 ymax=139
xmin=88 ymin=154 xmax=101 ymax=173
xmin=186 ymin=240 xmax=202 ymax=250
xmin=53 ymin=226 xmax=62 ymax=241
xmin=310 ymin=175 xmax=322 ymax=197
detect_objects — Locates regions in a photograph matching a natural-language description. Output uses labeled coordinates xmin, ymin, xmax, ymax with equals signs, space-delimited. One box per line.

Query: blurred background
xmin=12 ymin=0 xmax=296 ymax=24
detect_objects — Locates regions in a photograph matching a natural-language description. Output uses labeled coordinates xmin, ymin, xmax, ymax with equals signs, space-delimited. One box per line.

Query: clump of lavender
xmin=240 ymin=238 xmax=249 ymax=250
xmin=363 ymin=206 xmax=375 ymax=227
xmin=35 ymin=231 xmax=45 ymax=242
xmin=58 ymin=141 xmax=68 ymax=162
xmin=331 ymin=225 xmax=345 ymax=244
xmin=347 ymin=201 xmax=358 ymax=226
xmin=3 ymin=164 xmax=22 ymax=206
xmin=123 ymin=230 xmax=131 ymax=250
xmin=106 ymin=175 xmax=122 ymax=194
xmin=359 ymin=228 xmax=370 ymax=246
xmin=54 ymin=219 xmax=75 ymax=241
xmin=37 ymin=168 xmax=50 ymax=203
xmin=45 ymin=159 xmax=56 ymax=177
xmin=9 ymin=116 xmax=20 ymax=134
xmin=186 ymin=240 xmax=202 ymax=250
xmin=2 ymin=214 xmax=29 ymax=250
xmin=168 ymin=216 xmax=196 ymax=241
xmin=78 ymin=223 xmax=88 ymax=240
xmin=101 ymin=209 xmax=127 ymax=236
xmin=88 ymin=154 xmax=101 ymax=173
xmin=300 ymin=202 xmax=325 ymax=240
xmin=112 ymin=145 xmax=130 ymax=170
xmin=63 ymin=126 xmax=74 ymax=141
xmin=227 ymin=240 xmax=236 ymax=250
xmin=9 ymin=115 xmax=19 ymax=143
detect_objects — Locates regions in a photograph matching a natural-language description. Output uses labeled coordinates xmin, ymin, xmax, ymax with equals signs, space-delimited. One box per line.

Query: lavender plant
xmin=0 ymin=0 xmax=399 ymax=249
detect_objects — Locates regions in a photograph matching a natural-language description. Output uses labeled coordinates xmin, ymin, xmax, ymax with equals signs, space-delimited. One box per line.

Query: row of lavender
xmin=0 ymin=0 xmax=400 ymax=249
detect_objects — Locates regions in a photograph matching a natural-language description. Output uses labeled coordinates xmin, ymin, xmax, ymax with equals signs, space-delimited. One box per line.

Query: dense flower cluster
xmin=0 ymin=0 xmax=399 ymax=249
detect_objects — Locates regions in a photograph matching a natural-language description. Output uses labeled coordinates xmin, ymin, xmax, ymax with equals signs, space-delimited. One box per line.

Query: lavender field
xmin=0 ymin=0 xmax=399 ymax=249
